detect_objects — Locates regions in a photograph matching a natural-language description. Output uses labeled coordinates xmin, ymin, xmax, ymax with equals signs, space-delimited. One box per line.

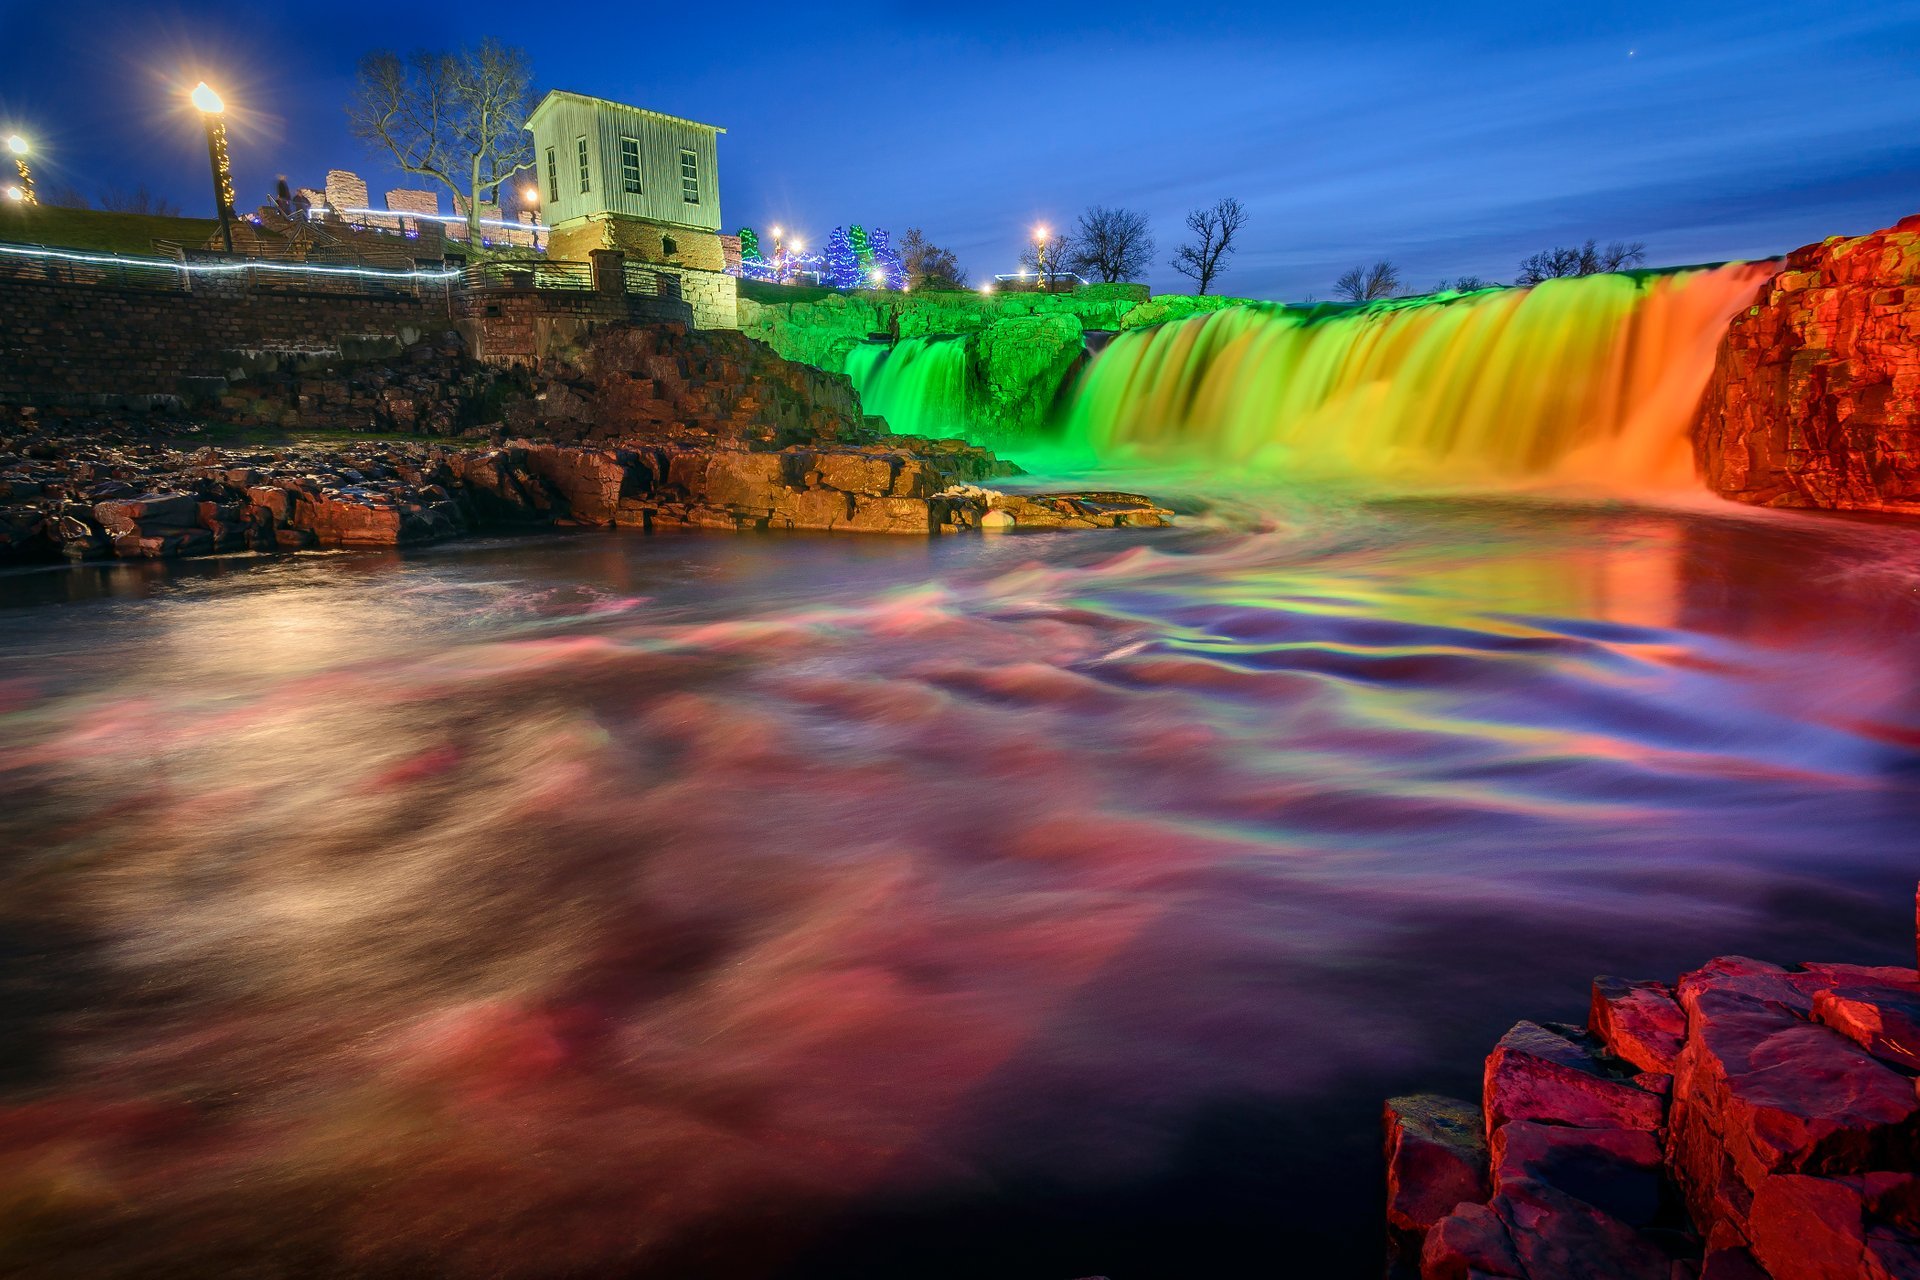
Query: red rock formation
xmin=1390 ymin=884 xmax=1920 ymax=1280
xmin=1697 ymin=215 xmax=1920 ymax=512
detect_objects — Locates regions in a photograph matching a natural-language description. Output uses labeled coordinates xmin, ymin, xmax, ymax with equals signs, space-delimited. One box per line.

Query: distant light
xmin=190 ymin=82 xmax=225 ymax=114
xmin=868 ymin=268 xmax=885 ymax=284
xmin=980 ymin=282 xmax=994 ymax=294
xmin=3 ymin=185 xmax=23 ymax=202
xmin=5 ymin=135 xmax=26 ymax=156
xmin=790 ymin=237 xmax=803 ymax=251
xmin=771 ymin=225 xmax=783 ymax=237
xmin=521 ymin=185 xmax=539 ymax=203
xmin=1033 ymin=224 xmax=1047 ymax=240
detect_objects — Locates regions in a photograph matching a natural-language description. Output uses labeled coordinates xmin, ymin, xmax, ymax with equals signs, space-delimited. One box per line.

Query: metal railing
xmin=0 ymin=244 xmax=188 ymax=292
xmin=459 ymin=259 xmax=593 ymax=292
xmin=624 ymin=263 xmax=682 ymax=299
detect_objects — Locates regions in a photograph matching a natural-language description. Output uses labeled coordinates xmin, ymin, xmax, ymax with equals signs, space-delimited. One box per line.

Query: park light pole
xmin=770 ymin=224 xmax=786 ymax=282
xmin=521 ymin=184 xmax=541 ymax=251
xmin=6 ymin=135 xmax=34 ymax=205
xmin=190 ymin=82 xmax=235 ymax=253
xmin=1033 ymin=224 xmax=1051 ymax=293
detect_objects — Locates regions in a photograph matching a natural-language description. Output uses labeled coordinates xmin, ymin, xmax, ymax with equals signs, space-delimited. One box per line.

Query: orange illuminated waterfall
xmin=1063 ymin=264 xmax=1771 ymax=486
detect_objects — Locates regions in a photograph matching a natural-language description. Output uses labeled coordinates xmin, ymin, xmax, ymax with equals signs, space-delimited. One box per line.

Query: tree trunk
xmin=467 ymin=157 xmax=484 ymax=247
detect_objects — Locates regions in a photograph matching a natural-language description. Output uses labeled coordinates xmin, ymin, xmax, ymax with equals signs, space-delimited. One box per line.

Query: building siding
xmin=528 ymin=93 xmax=722 ymax=232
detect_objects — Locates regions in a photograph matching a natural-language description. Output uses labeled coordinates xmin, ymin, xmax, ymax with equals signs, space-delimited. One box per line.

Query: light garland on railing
xmin=0 ymin=242 xmax=465 ymax=282
xmin=325 ymin=207 xmax=548 ymax=233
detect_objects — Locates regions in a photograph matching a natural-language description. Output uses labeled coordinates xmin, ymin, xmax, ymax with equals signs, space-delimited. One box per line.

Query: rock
xmin=1669 ymin=963 xmax=1919 ymax=1237
xmin=1422 ymin=1201 xmax=1523 ymax=1280
xmin=1491 ymin=1121 xmax=1666 ymax=1228
xmin=1697 ymin=215 xmax=1920 ymax=513
xmin=1483 ymin=1021 xmax=1665 ymax=1139
xmin=1492 ymin=1179 xmax=1680 ymax=1280
xmin=981 ymin=508 xmax=1016 ymax=531
xmin=93 ymin=491 xmax=197 ymax=531
xmin=1385 ymin=1095 xmax=1489 ymax=1241
xmin=1804 ymin=967 xmax=1920 ymax=1073
xmin=1747 ymin=1175 xmax=1868 ymax=1280
xmin=1592 ymin=976 xmax=1689 ymax=1074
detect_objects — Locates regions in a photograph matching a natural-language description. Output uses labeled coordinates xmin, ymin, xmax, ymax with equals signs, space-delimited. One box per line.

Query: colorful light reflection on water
xmin=0 ymin=485 xmax=1915 ymax=1278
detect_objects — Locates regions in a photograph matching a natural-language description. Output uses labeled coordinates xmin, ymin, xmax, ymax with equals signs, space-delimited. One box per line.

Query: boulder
xmin=1483 ymin=1021 xmax=1665 ymax=1140
xmin=1592 ymin=976 xmax=1689 ymax=1074
xmin=1385 ymin=1095 xmax=1489 ymax=1240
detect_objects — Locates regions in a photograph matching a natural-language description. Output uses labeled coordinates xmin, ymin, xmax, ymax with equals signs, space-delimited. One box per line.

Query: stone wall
xmin=0 ymin=275 xmax=452 ymax=412
xmin=1696 ymin=214 xmax=1920 ymax=513
xmin=548 ymin=214 xmax=739 ymax=330
xmin=451 ymin=285 xmax=694 ymax=366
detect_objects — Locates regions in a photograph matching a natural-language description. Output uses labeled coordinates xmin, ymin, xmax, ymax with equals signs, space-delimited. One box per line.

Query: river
xmin=1 ymin=475 xmax=1915 ymax=1277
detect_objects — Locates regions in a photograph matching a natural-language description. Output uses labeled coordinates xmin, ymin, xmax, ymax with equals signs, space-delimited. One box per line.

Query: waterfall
xmin=1061 ymin=265 xmax=1772 ymax=486
xmin=845 ymin=337 xmax=971 ymax=439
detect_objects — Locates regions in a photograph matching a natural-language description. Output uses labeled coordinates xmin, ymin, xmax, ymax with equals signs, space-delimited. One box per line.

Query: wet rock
xmin=1422 ymin=1201 xmax=1523 ymax=1279
xmin=1592 ymin=976 xmax=1689 ymax=1074
xmin=1491 ymin=1121 xmax=1666 ymax=1228
xmin=1483 ymin=1021 xmax=1665 ymax=1139
xmin=1385 ymin=1095 xmax=1489 ymax=1241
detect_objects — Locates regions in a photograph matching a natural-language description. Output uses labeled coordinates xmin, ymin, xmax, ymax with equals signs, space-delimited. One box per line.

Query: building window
xmin=619 ymin=138 xmax=642 ymax=194
xmin=661 ymin=235 xmax=677 ymax=257
xmin=680 ymin=149 xmax=699 ymax=204
xmin=545 ymin=147 xmax=558 ymax=203
xmin=576 ymin=137 xmax=590 ymax=195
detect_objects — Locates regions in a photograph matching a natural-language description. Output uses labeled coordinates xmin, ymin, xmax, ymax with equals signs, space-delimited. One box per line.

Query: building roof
xmin=526 ymin=90 xmax=726 ymax=135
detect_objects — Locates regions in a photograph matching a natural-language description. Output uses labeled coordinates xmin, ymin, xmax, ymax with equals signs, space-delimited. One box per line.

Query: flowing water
xmin=844 ymin=337 xmax=971 ymax=439
xmin=2 ymin=271 xmax=1918 ymax=1279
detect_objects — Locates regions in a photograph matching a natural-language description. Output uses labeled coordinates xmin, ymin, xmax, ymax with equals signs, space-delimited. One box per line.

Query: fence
xmin=0 ymin=240 xmax=696 ymax=309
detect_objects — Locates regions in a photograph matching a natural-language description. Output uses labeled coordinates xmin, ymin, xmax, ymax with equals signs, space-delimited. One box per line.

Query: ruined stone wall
xmin=547 ymin=214 xmax=737 ymax=328
xmin=450 ymin=288 xmax=694 ymax=365
xmin=1696 ymin=214 xmax=1920 ymax=513
xmin=0 ymin=276 xmax=452 ymax=411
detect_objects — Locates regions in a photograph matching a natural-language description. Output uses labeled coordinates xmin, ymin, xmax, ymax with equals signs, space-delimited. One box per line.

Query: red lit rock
xmin=1592 ymin=976 xmax=1689 ymax=1074
xmin=1483 ymin=1021 xmax=1665 ymax=1139
xmin=1697 ymin=217 xmax=1920 ymax=513
xmin=1385 ymin=1094 xmax=1489 ymax=1240
xmin=1421 ymin=1201 xmax=1522 ymax=1280
xmin=1491 ymin=1120 xmax=1665 ymax=1228
xmin=1747 ymin=1174 xmax=1866 ymax=1280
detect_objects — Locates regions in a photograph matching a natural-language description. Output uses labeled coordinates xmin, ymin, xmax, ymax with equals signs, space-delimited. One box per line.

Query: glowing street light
xmin=191 ymin=81 xmax=236 ymax=253
xmin=868 ymin=267 xmax=886 ymax=288
xmin=520 ymin=184 xmax=542 ymax=250
xmin=5 ymin=134 xmax=33 ymax=205
xmin=1033 ymin=223 xmax=1053 ymax=293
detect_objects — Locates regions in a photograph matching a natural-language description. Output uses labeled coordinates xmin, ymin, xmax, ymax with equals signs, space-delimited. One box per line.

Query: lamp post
xmin=770 ymin=224 xmax=786 ymax=283
xmin=1033 ymin=224 xmax=1050 ymax=294
xmin=521 ymin=184 xmax=541 ymax=251
xmin=6 ymin=135 xmax=33 ymax=205
xmin=190 ymin=82 xmax=235 ymax=253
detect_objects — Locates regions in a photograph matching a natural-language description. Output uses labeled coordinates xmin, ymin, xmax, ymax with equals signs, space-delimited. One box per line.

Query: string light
xmin=0 ymin=241 xmax=466 ymax=282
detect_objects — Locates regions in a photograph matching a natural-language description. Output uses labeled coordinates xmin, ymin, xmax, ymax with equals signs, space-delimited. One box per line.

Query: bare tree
xmin=899 ymin=228 xmax=967 ymax=289
xmin=350 ymin=40 xmax=536 ymax=244
xmin=1069 ymin=205 xmax=1154 ymax=283
xmin=98 ymin=185 xmax=181 ymax=217
xmin=1439 ymin=275 xmax=1500 ymax=292
xmin=41 ymin=183 xmax=90 ymax=210
xmin=1169 ymin=197 xmax=1247 ymax=295
xmin=1333 ymin=260 xmax=1402 ymax=302
xmin=1515 ymin=239 xmax=1647 ymax=286
xmin=1019 ymin=227 xmax=1074 ymax=292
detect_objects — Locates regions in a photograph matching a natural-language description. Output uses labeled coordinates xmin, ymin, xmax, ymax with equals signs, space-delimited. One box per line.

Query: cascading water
xmin=1060 ymin=265 xmax=1772 ymax=487
xmin=845 ymin=336 xmax=971 ymax=438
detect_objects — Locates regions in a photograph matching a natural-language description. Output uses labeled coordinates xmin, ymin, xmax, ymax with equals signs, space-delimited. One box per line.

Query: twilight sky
xmin=1 ymin=0 xmax=1914 ymax=299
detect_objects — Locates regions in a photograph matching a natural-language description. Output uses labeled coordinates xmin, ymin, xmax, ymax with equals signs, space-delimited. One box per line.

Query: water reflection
xmin=0 ymin=487 xmax=1915 ymax=1279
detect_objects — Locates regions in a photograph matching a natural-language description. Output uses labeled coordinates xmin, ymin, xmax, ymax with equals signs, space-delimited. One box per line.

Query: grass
xmin=0 ymin=204 xmax=222 ymax=256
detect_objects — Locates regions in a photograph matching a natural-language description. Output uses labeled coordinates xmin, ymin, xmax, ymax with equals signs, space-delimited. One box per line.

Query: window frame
xmin=679 ymin=148 xmax=700 ymax=205
xmin=545 ymin=147 xmax=558 ymax=204
xmin=576 ymin=136 xmax=591 ymax=195
xmin=619 ymin=137 xmax=642 ymax=195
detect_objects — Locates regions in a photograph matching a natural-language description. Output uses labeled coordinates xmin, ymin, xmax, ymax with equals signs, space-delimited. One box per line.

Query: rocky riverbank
xmin=1385 ymin=885 xmax=1920 ymax=1279
xmin=0 ymin=320 xmax=1171 ymax=564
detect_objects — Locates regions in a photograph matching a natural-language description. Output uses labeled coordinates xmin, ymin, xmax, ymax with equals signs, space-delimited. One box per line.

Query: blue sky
xmin=1 ymin=0 xmax=1915 ymax=298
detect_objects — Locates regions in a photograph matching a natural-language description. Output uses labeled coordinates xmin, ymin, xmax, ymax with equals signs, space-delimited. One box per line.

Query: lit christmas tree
xmin=849 ymin=224 xmax=875 ymax=273
xmin=868 ymin=228 xmax=909 ymax=289
xmin=737 ymin=227 xmax=762 ymax=262
xmin=823 ymin=226 xmax=861 ymax=289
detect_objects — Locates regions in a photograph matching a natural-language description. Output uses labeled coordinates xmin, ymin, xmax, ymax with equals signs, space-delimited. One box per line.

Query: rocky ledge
xmin=0 ymin=321 xmax=1170 ymax=563
xmin=1696 ymin=214 xmax=1920 ymax=513
xmin=1386 ymin=885 xmax=1920 ymax=1280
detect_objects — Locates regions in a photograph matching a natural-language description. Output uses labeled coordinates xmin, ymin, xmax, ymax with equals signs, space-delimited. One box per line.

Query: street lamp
xmin=521 ymin=184 xmax=541 ymax=251
xmin=6 ymin=135 xmax=33 ymax=205
xmin=1033 ymin=224 xmax=1050 ymax=293
xmin=191 ymin=82 xmax=235 ymax=253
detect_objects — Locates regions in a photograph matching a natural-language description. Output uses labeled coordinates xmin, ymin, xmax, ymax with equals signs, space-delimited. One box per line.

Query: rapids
xmin=1 ymin=484 xmax=1916 ymax=1278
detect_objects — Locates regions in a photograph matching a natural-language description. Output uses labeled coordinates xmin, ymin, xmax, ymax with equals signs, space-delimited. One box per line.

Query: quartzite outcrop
xmin=1696 ymin=215 xmax=1920 ymax=513
xmin=0 ymin=322 xmax=1169 ymax=562
xmin=1385 ymin=886 xmax=1920 ymax=1279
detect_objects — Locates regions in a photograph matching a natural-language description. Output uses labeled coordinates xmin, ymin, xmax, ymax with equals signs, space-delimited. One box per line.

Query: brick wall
xmin=0 ymin=276 xmax=453 ymax=410
xmin=450 ymin=287 xmax=694 ymax=365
